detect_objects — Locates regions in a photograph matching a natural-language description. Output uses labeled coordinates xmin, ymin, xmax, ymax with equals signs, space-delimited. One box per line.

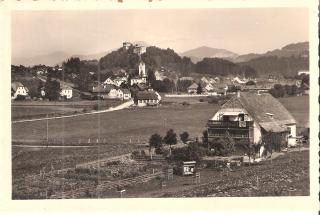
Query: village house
xmin=207 ymin=91 xmax=297 ymax=148
xmin=201 ymin=77 xmax=209 ymax=84
xmin=113 ymin=77 xmax=128 ymax=87
xmin=60 ymin=85 xmax=73 ymax=99
xmin=108 ymin=88 xmax=118 ymax=98
xmin=104 ymin=77 xmax=116 ymax=85
xmin=89 ymin=82 xmax=109 ymax=99
xmin=11 ymin=82 xmax=29 ymax=99
xmin=204 ymin=83 xmax=214 ymax=92
xmin=134 ymin=91 xmax=161 ymax=107
xmin=187 ymin=83 xmax=198 ymax=94
xmin=116 ymin=88 xmax=131 ymax=100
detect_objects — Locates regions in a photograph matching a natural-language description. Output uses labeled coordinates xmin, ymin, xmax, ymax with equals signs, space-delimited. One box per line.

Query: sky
xmin=11 ymin=8 xmax=309 ymax=58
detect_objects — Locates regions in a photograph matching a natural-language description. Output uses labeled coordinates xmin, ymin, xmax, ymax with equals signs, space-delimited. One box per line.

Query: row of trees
xmin=269 ymin=84 xmax=302 ymax=98
xmin=149 ymin=130 xmax=189 ymax=151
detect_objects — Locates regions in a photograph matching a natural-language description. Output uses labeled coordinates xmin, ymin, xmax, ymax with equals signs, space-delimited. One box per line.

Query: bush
xmin=15 ymin=95 xmax=26 ymax=101
xmin=209 ymin=137 xmax=235 ymax=156
xmin=170 ymin=142 xmax=206 ymax=162
xmin=199 ymin=98 xmax=204 ymax=102
xmin=93 ymin=104 xmax=99 ymax=111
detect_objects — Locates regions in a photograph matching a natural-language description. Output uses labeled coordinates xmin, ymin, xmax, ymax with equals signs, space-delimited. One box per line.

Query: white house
xmin=201 ymin=77 xmax=209 ymax=84
xmin=11 ymin=82 xmax=28 ymax=99
xmin=114 ymin=77 xmax=128 ymax=87
xmin=135 ymin=91 xmax=161 ymax=107
xmin=207 ymin=91 xmax=297 ymax=147
xmin=204 ymin=83 xmax=214 ymax=92
xmin=60 ymin=86 xmax=73 ymax=99
xmin=108 ymin=88 xmax=118 ymax=98
xmin=104 ymin=77 xmax=116 ymax=85
xmin=117 ymin=88 xmax=131 ymax=100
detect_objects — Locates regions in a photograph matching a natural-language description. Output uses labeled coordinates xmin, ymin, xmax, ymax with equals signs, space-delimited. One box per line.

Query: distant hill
xmin=12 ymin=51 xmax=111 ymax=67
xmin=239 ymin=55 xmax=309 ymax=77
xmin=12 ymin=51 xmax=71 ymax=67
xmin=71 ymin=51 xmax=110 ymax=62
xmin=233 ymin=42 xmax=309 ymax=63
xmin=181 ymin=46 xmax=238 ymax=63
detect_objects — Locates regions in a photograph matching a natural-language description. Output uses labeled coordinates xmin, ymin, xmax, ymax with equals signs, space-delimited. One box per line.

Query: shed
xmin=181 ymin=161 xmax=196 ymax=176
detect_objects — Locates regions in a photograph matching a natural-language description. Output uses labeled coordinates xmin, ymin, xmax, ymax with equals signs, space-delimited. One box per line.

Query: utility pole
xmin=46 ymin=114 xmax=49 ymax=147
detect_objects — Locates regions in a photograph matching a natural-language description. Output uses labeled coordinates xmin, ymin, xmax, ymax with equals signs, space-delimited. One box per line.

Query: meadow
xmin=12 ymin=99 xmax=123 ymax=120
xmin=12 ymin=102 xmax=219 ymax=144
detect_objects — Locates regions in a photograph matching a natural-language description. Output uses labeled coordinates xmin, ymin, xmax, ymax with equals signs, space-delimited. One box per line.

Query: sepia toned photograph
xmin=11 ymin=7 xmax=311 ymax=200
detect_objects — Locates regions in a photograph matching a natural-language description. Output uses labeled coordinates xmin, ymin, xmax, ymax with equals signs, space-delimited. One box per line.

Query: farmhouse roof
xmin=221 ymin=92 xmax=296 ymax=132
xmin=188 ymin=83 xmax=198 ymax=90
xmin=136 ymin=91 xmax=158 ymax=100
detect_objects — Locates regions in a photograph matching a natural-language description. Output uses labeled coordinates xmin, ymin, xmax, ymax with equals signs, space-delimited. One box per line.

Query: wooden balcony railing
xmin=207 ymin=120 xmax=253 ymax=128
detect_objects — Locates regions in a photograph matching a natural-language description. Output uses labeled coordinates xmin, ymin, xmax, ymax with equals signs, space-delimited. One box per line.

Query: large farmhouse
xmin=134 ymin=91 xmax=161 ymax=107
xmin=207 ymin=91 xmax=297 ymax=147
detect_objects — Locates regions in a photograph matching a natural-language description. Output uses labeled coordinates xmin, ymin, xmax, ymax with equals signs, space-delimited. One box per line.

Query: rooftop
xmin=220 ymin=92 xmax=296 ymax=132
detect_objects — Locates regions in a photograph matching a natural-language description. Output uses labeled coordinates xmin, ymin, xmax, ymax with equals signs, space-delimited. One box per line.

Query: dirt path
xmin=12 ymin=99 xmax=134 ymax=123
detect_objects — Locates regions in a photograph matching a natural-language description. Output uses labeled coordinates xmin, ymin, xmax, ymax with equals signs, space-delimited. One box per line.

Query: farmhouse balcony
xmin=207 ymin=120 xmax=253 ymax=129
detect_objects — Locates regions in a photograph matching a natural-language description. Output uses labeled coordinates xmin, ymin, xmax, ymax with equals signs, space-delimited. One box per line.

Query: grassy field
xmin=278 ymin=95 xmax=309 ymax=131
xmin=12 ymin=102 xmax=219 ymax=144
xmin=12 ymin=95 xmax=309 ymax=144
xmin=12 ymin=99 xmax=123 ymax=120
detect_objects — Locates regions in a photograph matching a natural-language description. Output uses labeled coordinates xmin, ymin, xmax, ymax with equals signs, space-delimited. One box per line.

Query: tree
xmin=147 ymin=69 xmax=156 ymax=86
xmin=245 ymin=80 xmax=256 ymax=85
xmin=179 ymin=132 xmax=189 ymax=144
xmin=164 ymin=129 xmax=177 ymax=149
xmin=44 ymin=75 xmax=60 ymax=101
xmin=202 ymin=130 xmax=209 ymax=147
xmin=149 ymin=133 xmax=162 ymax=150
xmin=196 ymin=83 xmax=203 ymax=94
xmin=270 ymin=84 xmax=285 ymax=98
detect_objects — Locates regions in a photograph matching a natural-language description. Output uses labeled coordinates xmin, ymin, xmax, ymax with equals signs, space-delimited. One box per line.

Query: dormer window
xmin=266 ymin=112 xmax=274 ymax=119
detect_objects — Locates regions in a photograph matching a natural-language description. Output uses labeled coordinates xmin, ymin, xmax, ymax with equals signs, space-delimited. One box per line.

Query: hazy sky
xmin=12 ymin=8 xmax=308 ymax=57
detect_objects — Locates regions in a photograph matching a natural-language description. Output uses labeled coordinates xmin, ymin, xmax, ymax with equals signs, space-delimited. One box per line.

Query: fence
xmin=165 ymin=94 xmax=208 ymax=98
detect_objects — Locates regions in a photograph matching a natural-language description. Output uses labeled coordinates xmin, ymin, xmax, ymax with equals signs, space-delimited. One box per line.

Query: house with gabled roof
xmin=207 ymin=91 xmax=297 ymax=147
xmin=11 ymin=82 xmax=29 ymax=99
xmin=134 ymin=91 xmax=161 ymax=107
xmin=117 ymin=88 xmax=131 ymax=100
xmin=60 ymin=85 xmax=73 ymax=99
xmin=187 ymin=83 xmax=198 ymax=94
